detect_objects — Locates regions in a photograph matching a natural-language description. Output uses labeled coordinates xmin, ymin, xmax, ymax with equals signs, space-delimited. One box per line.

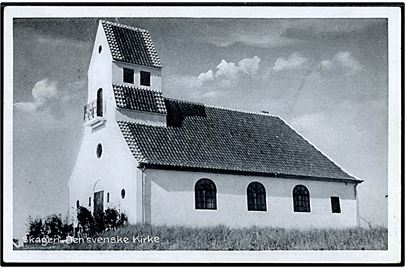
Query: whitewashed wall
xmin=87 ymin=21 xmax=112 ymax=105
xmin=68 ymin=21 xmax=141 ymax=225
xmin=68 ymin=121 xmax=140 ymax=225
xmin=144 ymin=169 xmax=359 ymax=229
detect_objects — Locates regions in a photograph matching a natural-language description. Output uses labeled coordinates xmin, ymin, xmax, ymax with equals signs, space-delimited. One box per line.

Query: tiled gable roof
xmin=113 ymin=84 xmax=166 ymax=114
xmin=117 ymin=99 xmax=360 ymax=182
xmin=101 ymin=20 xmax=161 ymax=68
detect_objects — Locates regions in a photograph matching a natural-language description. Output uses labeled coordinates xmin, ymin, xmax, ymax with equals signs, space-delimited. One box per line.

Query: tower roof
xmin=113 ymin=84 xmax=166 ymax=114
xmin=101 ymin=20 xmax=162 ymax=68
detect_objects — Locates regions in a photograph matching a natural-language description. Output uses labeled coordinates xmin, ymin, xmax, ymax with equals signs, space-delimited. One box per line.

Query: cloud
xmin=320 ymin=59 xmax=333 ymax=70
xmin=32 ymin=79 xmax=57 ymax=103
xmin=197 ymin=56 xmax=261 ymax=86
xmin=198 ymin=19 xmax=383 ymax=49
xmin=281 ymin=19 xmax=385 ymax=40
xmin=238 ymin=56 xmax=261 ymax=75
xmin=166 ymin=56 xmax=263 ymax=103
xmin=209 ymin=32 xmax=298 ymax=49
xmin=320 ymin=51 xmax=362 ymax=75
xmin=215 ymin=60 xmax=239 ymax=80
xmin=273 ymin=53 xmax=308 ymax=72
xmin=197 ymin=70 xmax=214 ymax=83
xmin=334 ymin=52 xmax=362 ymax=73
xmin=14 ymin=79 xmax=58 ymax=112
xmin=269 ymin=51 xmax=362 ymax=82
xmin=13 ymin=102 xmax=38 ymax=113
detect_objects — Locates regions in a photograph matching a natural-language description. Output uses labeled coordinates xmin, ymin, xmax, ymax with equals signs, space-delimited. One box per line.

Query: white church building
xmin=68 ymin=20 xmax=363 ymax=229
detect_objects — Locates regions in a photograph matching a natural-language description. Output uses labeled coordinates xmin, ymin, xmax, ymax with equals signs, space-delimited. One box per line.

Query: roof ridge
xmin=100 ymin=20 xmax=148 ymax=33
xmin=118 ymin=120 xmax=166 ymax=129
xmin=113 ymin=83 xmax=163 ymax=94
xmin=164 ymin=97 xmax=205 ymax=106
xmin=164 ymin=97 xmax=278 ymax=118
xmin=204 ymin=103 xmax=279 ymax=118
xmin=277 ymin=115 xmax=362 ymax=181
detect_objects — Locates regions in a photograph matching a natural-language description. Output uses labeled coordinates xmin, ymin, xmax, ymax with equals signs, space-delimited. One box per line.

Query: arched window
xmin=247 ymin=182 xmax=267 ymax=211
xmin=293 ymin=185 xmax=311 ymax=212
xmin=96 ymin=88 xmax=103 ymax=117
xmin=195 ymin=179 xmax=217 ymax=210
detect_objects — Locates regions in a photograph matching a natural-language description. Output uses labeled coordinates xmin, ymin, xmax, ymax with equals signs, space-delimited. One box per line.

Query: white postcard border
xmin=2 ymin=4 xmax=402 ymax=264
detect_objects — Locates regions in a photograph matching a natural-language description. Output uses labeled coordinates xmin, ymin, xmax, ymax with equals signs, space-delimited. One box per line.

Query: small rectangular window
xmin=123 ymin=68 xmax=134 ymax=84
xmin=140 ymin=71 xmax=151 ymax=86
xmin=107 ymin=192 xmax=110 ymax=203
xmin=331 ymin=196 xmax=341 ymax=213
xmin=88 ymin=197 xmax=91 ymax=207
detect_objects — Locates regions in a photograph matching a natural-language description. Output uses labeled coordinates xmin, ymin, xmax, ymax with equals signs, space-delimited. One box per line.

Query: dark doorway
xmin=93 ymin=190 xmax=104 ymax=217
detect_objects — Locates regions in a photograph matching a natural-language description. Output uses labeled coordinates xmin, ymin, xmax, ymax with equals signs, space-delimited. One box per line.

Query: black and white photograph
xmin=1 ymin=3 xmax=403 ymax=265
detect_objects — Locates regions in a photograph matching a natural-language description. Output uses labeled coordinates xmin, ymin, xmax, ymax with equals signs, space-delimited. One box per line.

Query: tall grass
xmin=20 ymin=224 xmax=388 ymax=250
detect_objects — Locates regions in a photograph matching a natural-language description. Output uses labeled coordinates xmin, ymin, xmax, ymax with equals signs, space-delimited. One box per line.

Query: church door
xmin=93 ymin=190 xmax=104 ymax=217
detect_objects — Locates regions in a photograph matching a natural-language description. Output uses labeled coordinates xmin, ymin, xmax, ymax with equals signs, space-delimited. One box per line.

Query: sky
xmin=13 ymin=18 xmax=388 ymax=239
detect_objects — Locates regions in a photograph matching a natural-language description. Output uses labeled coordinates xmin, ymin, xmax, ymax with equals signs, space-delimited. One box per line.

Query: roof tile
xmin=118 ymin=99 xmax=359 ymax=182
xmin=101 ymin=20 xmax=162 ymax=68
xmin=113 ymin=84 xmax=167 ymax=114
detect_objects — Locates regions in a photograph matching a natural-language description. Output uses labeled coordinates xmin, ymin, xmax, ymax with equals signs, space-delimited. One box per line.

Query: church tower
xmin=84 ymin=20 xmax=166 ymax=128
xmin=69 ymin=20 xmax=166 ymax=225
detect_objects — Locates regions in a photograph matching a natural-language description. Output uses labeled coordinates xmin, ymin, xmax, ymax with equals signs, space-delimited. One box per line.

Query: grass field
xmin=18 ymin=224 xmax=388 ymax=250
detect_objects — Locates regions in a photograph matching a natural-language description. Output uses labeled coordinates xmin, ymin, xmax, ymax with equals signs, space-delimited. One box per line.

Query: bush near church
xmin=25 ymin=207 xmax=128 ymax=242
xmin=76 ymin=206 xmax=128 ymax=237
xmin=26 ymin=214 xmax=73 ymax=241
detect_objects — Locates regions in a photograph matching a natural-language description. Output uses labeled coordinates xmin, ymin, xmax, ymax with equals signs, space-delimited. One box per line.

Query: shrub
xmin=104 ymin=208 xmax=119 ymax=230
xmin=44 ymin=214 xmax=63 ymax=239
xmin=76 ymin=206 xmax=95 ymax=236
xmin=76 ymin=207 xmax=128 ymax=236
xmin=26 ymin=214 xmax=73 ymax=241
xmin=26 ymin=216 xmax=44 ymax=239
xmin=94 ymin=210 xmax=106 ymax=233
xmin=60 ymin=215 xmax=74 ymax=238
xmin=117 ymin=212 xmax=128 ymax=227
